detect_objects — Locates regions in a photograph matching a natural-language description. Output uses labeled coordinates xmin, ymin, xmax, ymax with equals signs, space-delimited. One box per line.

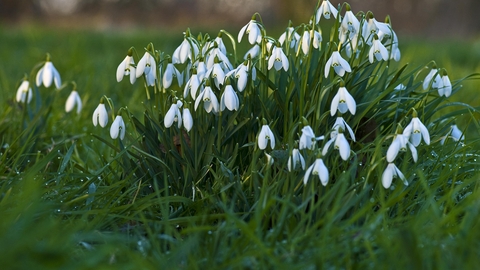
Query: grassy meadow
xmin=0 ymin=14 xmax=480 ymax=270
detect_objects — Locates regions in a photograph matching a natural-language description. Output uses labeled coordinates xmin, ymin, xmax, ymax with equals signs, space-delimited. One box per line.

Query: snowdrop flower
xmin=386 ymin=133 xmax=417 ymax=163
xmin=279 ymin=22 xmax=300 ymax=49
xmin=116 ymin=49 xmax=136 ymax=84
xmin=304 ymin=158 xmax=329 ymax=186
xmin=265 ymin=153 xmax=274 ymax=166
xmin=258 ymin=123 xmax=275 ymax=150
xmin=339 ymin=4 xmax=360 ymax=43
xmin=110 ymin=114 xmax=126 ymax=140
xmin=238 ymin=16 xmax=262 ymax=45
xmin=220 ymin=83 xmax=239 ymax=111
xmin=377 ymin=19 xmax=401 ymax=61
xmin=194 ymin=82 xmax=219 ymax=113
xmin=330 ymin=85 xmax=356 ymax=115
xmin=196 ymin=59 xmax=208 ymax=82
xmin=440 ymin=124 xmax=464 ymax=145
xmin=403 ymin=113 xmax=430 ymax=147
xmin=164 ymin=100 xmax=183 ymax=129
xmin=362 ymin=12 xmax=391 ymax=45
xmin=184 ymin=69 xmax=201 ymax=99
xmin=183 ymin=108 xmax=193 ymax=132
xmin=244 ymin=44 xmax=261 ymax=60
xmin=394 ymin=84 xmax=407 ymax=91
xmin=136 ymin=50 xmax=157 ymax=86
xmin=369 ymin=35 xmax=389 ymax=63
xmin=316 ymin=0 xmax=338 ymax=22
xmin=288 ymin=148 xmax=305 ymax=172
xmin=434 ymin=70 xmax=452 ymax=97
xmin=301 ymin=28 xmax=322 ymax=55
xmin=163 ymin=61 xmax=182 ymax=89
xmin=332 ymin=117 xmax=356 ymax=141
xmin=65 ymin=90 xmax=82 ymax=114
xmin=36 ymin=57 xmax=61 ymax=89
xmin=206 ymin=58 xmax=226 ymax=89
xmin=268 ymin=45 xmax=289 ymax=71
xmin=15 ymin=79 xmax=32 ymax=104
xmin=324 ymin=50 xmax=351 ymax=78
xmin=382 ymin=163 xmax=408 ymax=189
xmin=206 ymin=43 xmax=233 ymax=71
xmin=299 ymin=125 xmax=319 ymax=150
xmin=213 ymin=33 xmax=228 ymax=55
xmin=422 ymin=66 xmax=440 ymax=90
xmin=172 ymin=32 xmax=199 ymax=64
xmin=92 ymin=100 xmax=108 ymax=128
xmin=322 ymin=131 xmax=350 ymax=161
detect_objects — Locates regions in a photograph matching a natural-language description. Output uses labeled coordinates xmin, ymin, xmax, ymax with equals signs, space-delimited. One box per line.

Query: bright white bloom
xmin=184 ymin=70 xmax=201 ymax=99
xmin=299 ymin=125 xmax=319 ymax=150
xmin=163 ymin=62 xmax=182 ymax=89
xmin=362 ymin=13 xmax=391 ymax=45
xmin=433 ymin=71 xmax=452 ymax=97
xmin=206 ymin=61 xmax=226 ymax=89
xmin=258 ymin=124 xmax=275 ymax=150
xmin=322 ymin=132 xmax=350 ymax=161
xmin=279 ymin=25 xmax=300 ymax=49
xmin=92 ymin=102 xmax=108 ymax=128
xmin=110 ymin=115 xmax=126 ymax=140
xmin=330 ymin=86 xmax=356 ymax=115
xmin=386 ymin=133 xmax=417 ymax=163
xmin=304 ymin=158 xmax=329 ymax=186
xmin=403 ymin=116 xmax=430 ymax=147
xmin=183 ymin=108 xmax=193 ymax=132
xmin=220 ymin=84 xmax=239 ymax=111
xmin=196 ymin=60 xmax=208 ymax=82
xmin=332 ymin=117 xmax=356 ymax=141
xmin=316 ymin=0 xmax=338 ymax=22
xmin=206 ymin=45 xmax=233 ymax=71
xmin=369 ymin=37 xmax=389 ymax=63
xmin=265 ymin=153 xmax=274 ymax=166
xmin=244 ymin=44 xmax=261 ymax=59
xmin=339 ymin=6 xmax=360 ymax=43
xmin=423 ymin=67 xmax=440 ymax=90
xmin=164 ymin=101 xmax=183 ymax=129
xmin=213 ymin=35 xmax=228 ymax=55
xmin=36 ymin=61 xmax=61 ymax=89
xmin=377 ymin=21 xmax=401 ymax=61
xmin=238 ymin=19 xmax=262 ymax=45
xmin=136 ymin=52 xmax=157 ymax=86
xmin=194 ymin=84 xmax=219 ymax=113
xmin=172 ymin=36 xmax=199 ymax=64
xmin=16 ymin=80 xmax=32 ymax=104
xmin=440 ymin=124 xmax=464 ymax=145
xmin=301 ymin=29 xmax=322 ymax=55
xmin=268 ymin=45 xmax=289 ymax=71
xmin=288 ymin=148 xmax=305 ymax=172
xmin=116 ymin=54 xmax=136 ymax=84
xmin=382 ymin=163 xmax=408 ymax=189
xmin=325 ymin=51 xmax=351 ymax=78
xmin=65 ymin=90 xmax=82 ymax=114
xmin=394 ymin=84 xmax=407 ymax=90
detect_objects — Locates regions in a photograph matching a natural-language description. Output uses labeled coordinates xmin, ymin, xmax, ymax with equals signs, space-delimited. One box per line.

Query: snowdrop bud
xmin=16 ymin=79 xmax=32 ymax=104
xmin=65 ymin=90 xmax=82 ymax=114
xmin=36 ymin=54 xmax=62 ymax=89
xmin=116 ymin=48 xmax=136 ymax=84
xmin=92 ymin=99 xmax=109 ymax=128
xmin=258 ymin=123 xmax=275 ymax=150
xmin=110 ymin=114 xmax=126 ymax=140
xmin=304 ymin=158 xmax=329 ymax=186
xmin=183 ymin=108 xmax=193 ymax=132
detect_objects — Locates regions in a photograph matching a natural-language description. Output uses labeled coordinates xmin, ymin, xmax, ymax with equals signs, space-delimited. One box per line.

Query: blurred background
xmin=1 ymin=0 xmax=480 ymax=38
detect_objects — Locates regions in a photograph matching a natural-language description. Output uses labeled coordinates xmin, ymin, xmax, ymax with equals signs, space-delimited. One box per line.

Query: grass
xmin=1 ymin=13 xmax=480 ymax=269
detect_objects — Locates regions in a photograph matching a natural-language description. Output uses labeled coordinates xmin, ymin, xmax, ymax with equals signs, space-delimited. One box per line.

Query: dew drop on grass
xmin=208 ymin=230 xmax=212 ymax=235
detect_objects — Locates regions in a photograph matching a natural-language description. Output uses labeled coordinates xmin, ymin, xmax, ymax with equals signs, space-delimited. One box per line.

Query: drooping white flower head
xmin=301 ymin=28 xmax=322 ymax=55
xmin=116 ymin=49 xmax=136 ymax=84
xmin=265 ymin=153 xmax=274 ymax=166
xmin=299 ymin=125 xmax=318 ymax=150
xmin=268 ymin=45 xmax=289 ymax=71
xmin=362 ymin=12 xmax=391 ymax=45
xmin=325 ymin=51 xmax=351 ymax=78
xmin=194 ymin=82 xmax=219 ymax=113
xmin=244 ymin=44 xmax=261 ymax=60
xmin=172 ymin=33 xmax=200 ymax=64
xmin=65 ymin=90 xmax=82 ymax=114
xmin=206 ymin=44 xmax=233 ymax=72
xmin=403 ymin=113 xmax=430 ymax=147
xmin=258 ymin=124 xmax=275 ymax=150
xmin=377 ymin=19 xmax=401 ymax=61
xmin=279 ymin=23 xmax=300 ymax=49
xmin=330 ymin=85 xmax=356 ymax=115
xmin=163 ymin=61 xmax=182 ymax=89
xmin=238 ymin=17 xmax=263 ymax=45
xmin=322 ymin=131 xmax=350 ymax=161
xmin=434 ymin=69 xmax=452 ymax=97
xmin=382 ymin=163 xmax=408 ymax=189
xmin=316 ymin=0 xmax=338 ymax=22
xmin=92 ymin=100 xmax=108 ymax=128
xmin=423 ymin=66 xmax=440 ymax=90
xmin=16 ymin=80 xmax=33 ymax=104
xmin=386 ymin=133 xmax=417 ymax=163
xmin=220 ymin=83 xmax=240 ymax=111
xmin=206 ymin=59 xmax=226 ymax=89
xmin=110 ymin=114 xmax=126 ymax=140
xmin=304 ymin=158 xmax=329 ymax=186
xmin=340 ymin=4 xmax=360 ymax=39
xmin=182 ymin=108 xmax=193 ymax=132
xmin=184 ymin=69 xmax=201 ymax=99
xmin=136 ymin=49 xmax=157 ymax=86
xmin=368 ymin=36 xmax=389 ymax=63
xmin=332 ymin=117 xmax=356 ymax=142
xmin=288 ymin=148 xmax=306 ymax=172
xmin=164 ymin=100 xmax=183 ymax=129
xmin=36 ymin=57 xmax=62 ymax=89
xmin=440 ymin=124 xmax=464 ymax=145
